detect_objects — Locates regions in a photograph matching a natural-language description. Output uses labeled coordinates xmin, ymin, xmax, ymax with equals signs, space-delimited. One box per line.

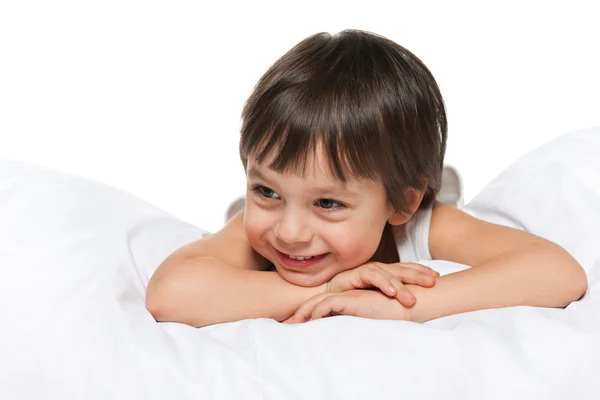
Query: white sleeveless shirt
xmin=224 ymin=165 xmax=463 ymax=263
xmin=393 ymin=165 xmax=463 ymax=262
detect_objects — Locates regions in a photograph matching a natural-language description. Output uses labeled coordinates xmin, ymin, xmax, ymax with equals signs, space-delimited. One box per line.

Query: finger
xmin=379 ymin=265 xmax=436 ymax=288
xmin=284 ymin=312 xmax=304 ymax=324
xmin=382 ymin=262 xmax=439 ymax=276
xmin=311 ymin=296 xmax=347 ymax=320
xmin=376 ymin=270 xmax=417 ymax=306
xmin=285 ymin=314 xmax=304 ymax=324
xmin=358 ymin=266 xmax=399 ymax=297
xmin=395 ymin=285 xmax=416 ymax=307
xmin=377 ymin=270 xmax=417 ymax=306
xmin=400 ymin=263 xmax=440 ymax=276
xmin=293 ymin=292 xmax=336 ymax=323
xmin=329 ymin=265 xmax=386 ymax=293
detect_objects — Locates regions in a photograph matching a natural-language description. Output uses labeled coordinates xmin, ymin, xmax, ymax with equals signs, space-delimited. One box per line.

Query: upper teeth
xmin=289 ymin=255 xmax=314 ymax=260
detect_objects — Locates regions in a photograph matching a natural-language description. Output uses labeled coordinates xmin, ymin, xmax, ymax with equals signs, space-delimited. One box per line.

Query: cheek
xmin=325 ymin=223 xmax=382 ymax=261
xmin=243 ymin=205 xmax=272 ymax=248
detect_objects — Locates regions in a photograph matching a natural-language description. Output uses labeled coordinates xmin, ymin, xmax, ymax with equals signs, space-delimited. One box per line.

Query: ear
xmin=387 ymin=187 xmax=426 ymax=226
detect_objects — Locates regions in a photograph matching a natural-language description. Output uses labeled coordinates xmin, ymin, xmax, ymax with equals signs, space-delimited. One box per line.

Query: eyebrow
xmin=247 ymin=167 xmax=360 ymax=199
xmin=246 ymin=167 xmax=268 ymax=181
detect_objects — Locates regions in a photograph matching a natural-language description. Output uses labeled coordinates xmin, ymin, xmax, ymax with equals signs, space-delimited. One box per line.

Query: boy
xmin=146 ymin=30 xmax=587 ymax=327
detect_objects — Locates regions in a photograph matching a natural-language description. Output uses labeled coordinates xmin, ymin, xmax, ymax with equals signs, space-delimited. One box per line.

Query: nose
xmin=274 ymin=208 xmax=313 ymax=245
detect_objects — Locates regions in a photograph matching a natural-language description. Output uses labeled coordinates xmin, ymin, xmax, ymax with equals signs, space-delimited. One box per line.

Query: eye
xmin=251 ymin=184 xmax=280 ymax=199
xmin=316 ymin=198 xmax=345 ymax=211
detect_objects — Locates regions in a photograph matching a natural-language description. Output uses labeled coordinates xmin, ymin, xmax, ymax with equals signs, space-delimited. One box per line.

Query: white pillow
xmin=0 ymin=160 xmax=208 ymax=287
xmin=0 ymin=160 xmax=210 ymax=399
xmin=464 ymin=126 xmax=600 ymax=280
xmin=2 ymin=127 xmax=600 ymax=399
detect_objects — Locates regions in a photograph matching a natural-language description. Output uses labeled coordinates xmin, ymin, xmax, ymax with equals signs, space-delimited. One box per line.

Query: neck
xmin=370 ymin=223 xmax=399 ymax=264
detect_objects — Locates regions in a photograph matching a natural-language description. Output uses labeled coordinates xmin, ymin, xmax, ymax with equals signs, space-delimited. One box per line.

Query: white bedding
xmin=1 ymin=127 xmax=600 ymax=399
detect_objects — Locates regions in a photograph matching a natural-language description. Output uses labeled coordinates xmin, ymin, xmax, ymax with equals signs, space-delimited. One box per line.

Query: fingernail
xmin=387 ymin=285 xmax=397 ymax=294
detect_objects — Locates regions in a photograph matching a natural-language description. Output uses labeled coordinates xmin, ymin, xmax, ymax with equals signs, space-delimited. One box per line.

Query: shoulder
xmin=429 ymin=201 xmax=483 ymax=263
xmin=171 ymin=210 xmax=271 ymax=271
xmin=429 ymin=201 xmax=545 ymax=266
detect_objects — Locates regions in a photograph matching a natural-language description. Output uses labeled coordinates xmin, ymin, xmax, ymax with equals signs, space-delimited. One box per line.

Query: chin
xmin=276 ymin=268 xmax=327 ymax=288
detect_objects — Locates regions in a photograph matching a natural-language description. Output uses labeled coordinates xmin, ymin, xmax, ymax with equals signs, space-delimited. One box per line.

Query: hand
xmin=283 ymin=289 xmax=411 ymax=324
xmin=327 ymin=262 xmax=438 ymax=307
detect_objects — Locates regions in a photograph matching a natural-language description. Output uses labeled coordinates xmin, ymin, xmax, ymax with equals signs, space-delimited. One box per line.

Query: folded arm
xmin=146 ymin=256 xmax=324 ymax=327
xmin=145 ymin=211 xmax=325 ymax=327
xmin=408 ymin=202 xmax=588 ymax=322
xmin=288 ymin=202 xmax=588 ymax=323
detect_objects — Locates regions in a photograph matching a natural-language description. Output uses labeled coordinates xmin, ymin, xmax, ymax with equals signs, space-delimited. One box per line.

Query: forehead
xmin=247 ymin=145 xmax=343 ymax=182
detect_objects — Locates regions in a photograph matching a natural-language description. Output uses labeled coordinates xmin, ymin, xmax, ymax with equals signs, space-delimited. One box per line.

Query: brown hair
xmin=239 ymin=29 xmax=447 ymax=214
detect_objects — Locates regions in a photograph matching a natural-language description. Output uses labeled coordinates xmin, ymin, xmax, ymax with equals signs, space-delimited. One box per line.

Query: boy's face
xmin=244 ymin=149 xmax=398 ymax=287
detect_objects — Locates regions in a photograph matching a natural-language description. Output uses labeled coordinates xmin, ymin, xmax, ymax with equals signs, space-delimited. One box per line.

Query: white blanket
xmin=1 ymin=127 xmax=600 ymax=399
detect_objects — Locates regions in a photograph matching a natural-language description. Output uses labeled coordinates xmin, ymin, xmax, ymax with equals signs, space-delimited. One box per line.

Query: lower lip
xmin=276 ymin=250 xmax=329 ymax=269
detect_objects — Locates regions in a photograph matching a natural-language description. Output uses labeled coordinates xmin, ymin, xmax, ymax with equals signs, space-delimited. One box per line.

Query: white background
xmin=1 ymin=1 xmax=598 ymax=233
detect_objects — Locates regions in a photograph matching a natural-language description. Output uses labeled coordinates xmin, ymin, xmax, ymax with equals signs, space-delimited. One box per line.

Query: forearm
xmin=146 ymin=256 xmax=325 ymax=327
xmin=407 ymin=244 xmax=588 ymax=322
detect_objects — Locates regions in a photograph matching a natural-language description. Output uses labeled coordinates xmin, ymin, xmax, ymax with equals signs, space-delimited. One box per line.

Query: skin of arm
xmin=146 ymin=212 xmax=325 ymax=327
xmin=405 ymin=202 xmax=588 ymax=322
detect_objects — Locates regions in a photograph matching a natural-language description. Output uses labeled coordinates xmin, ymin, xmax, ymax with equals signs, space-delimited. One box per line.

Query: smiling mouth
xmin=288 ymin=255 xmax=315 ymax=260
xmin=275 ymin=250 xmax=329 ymax=269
